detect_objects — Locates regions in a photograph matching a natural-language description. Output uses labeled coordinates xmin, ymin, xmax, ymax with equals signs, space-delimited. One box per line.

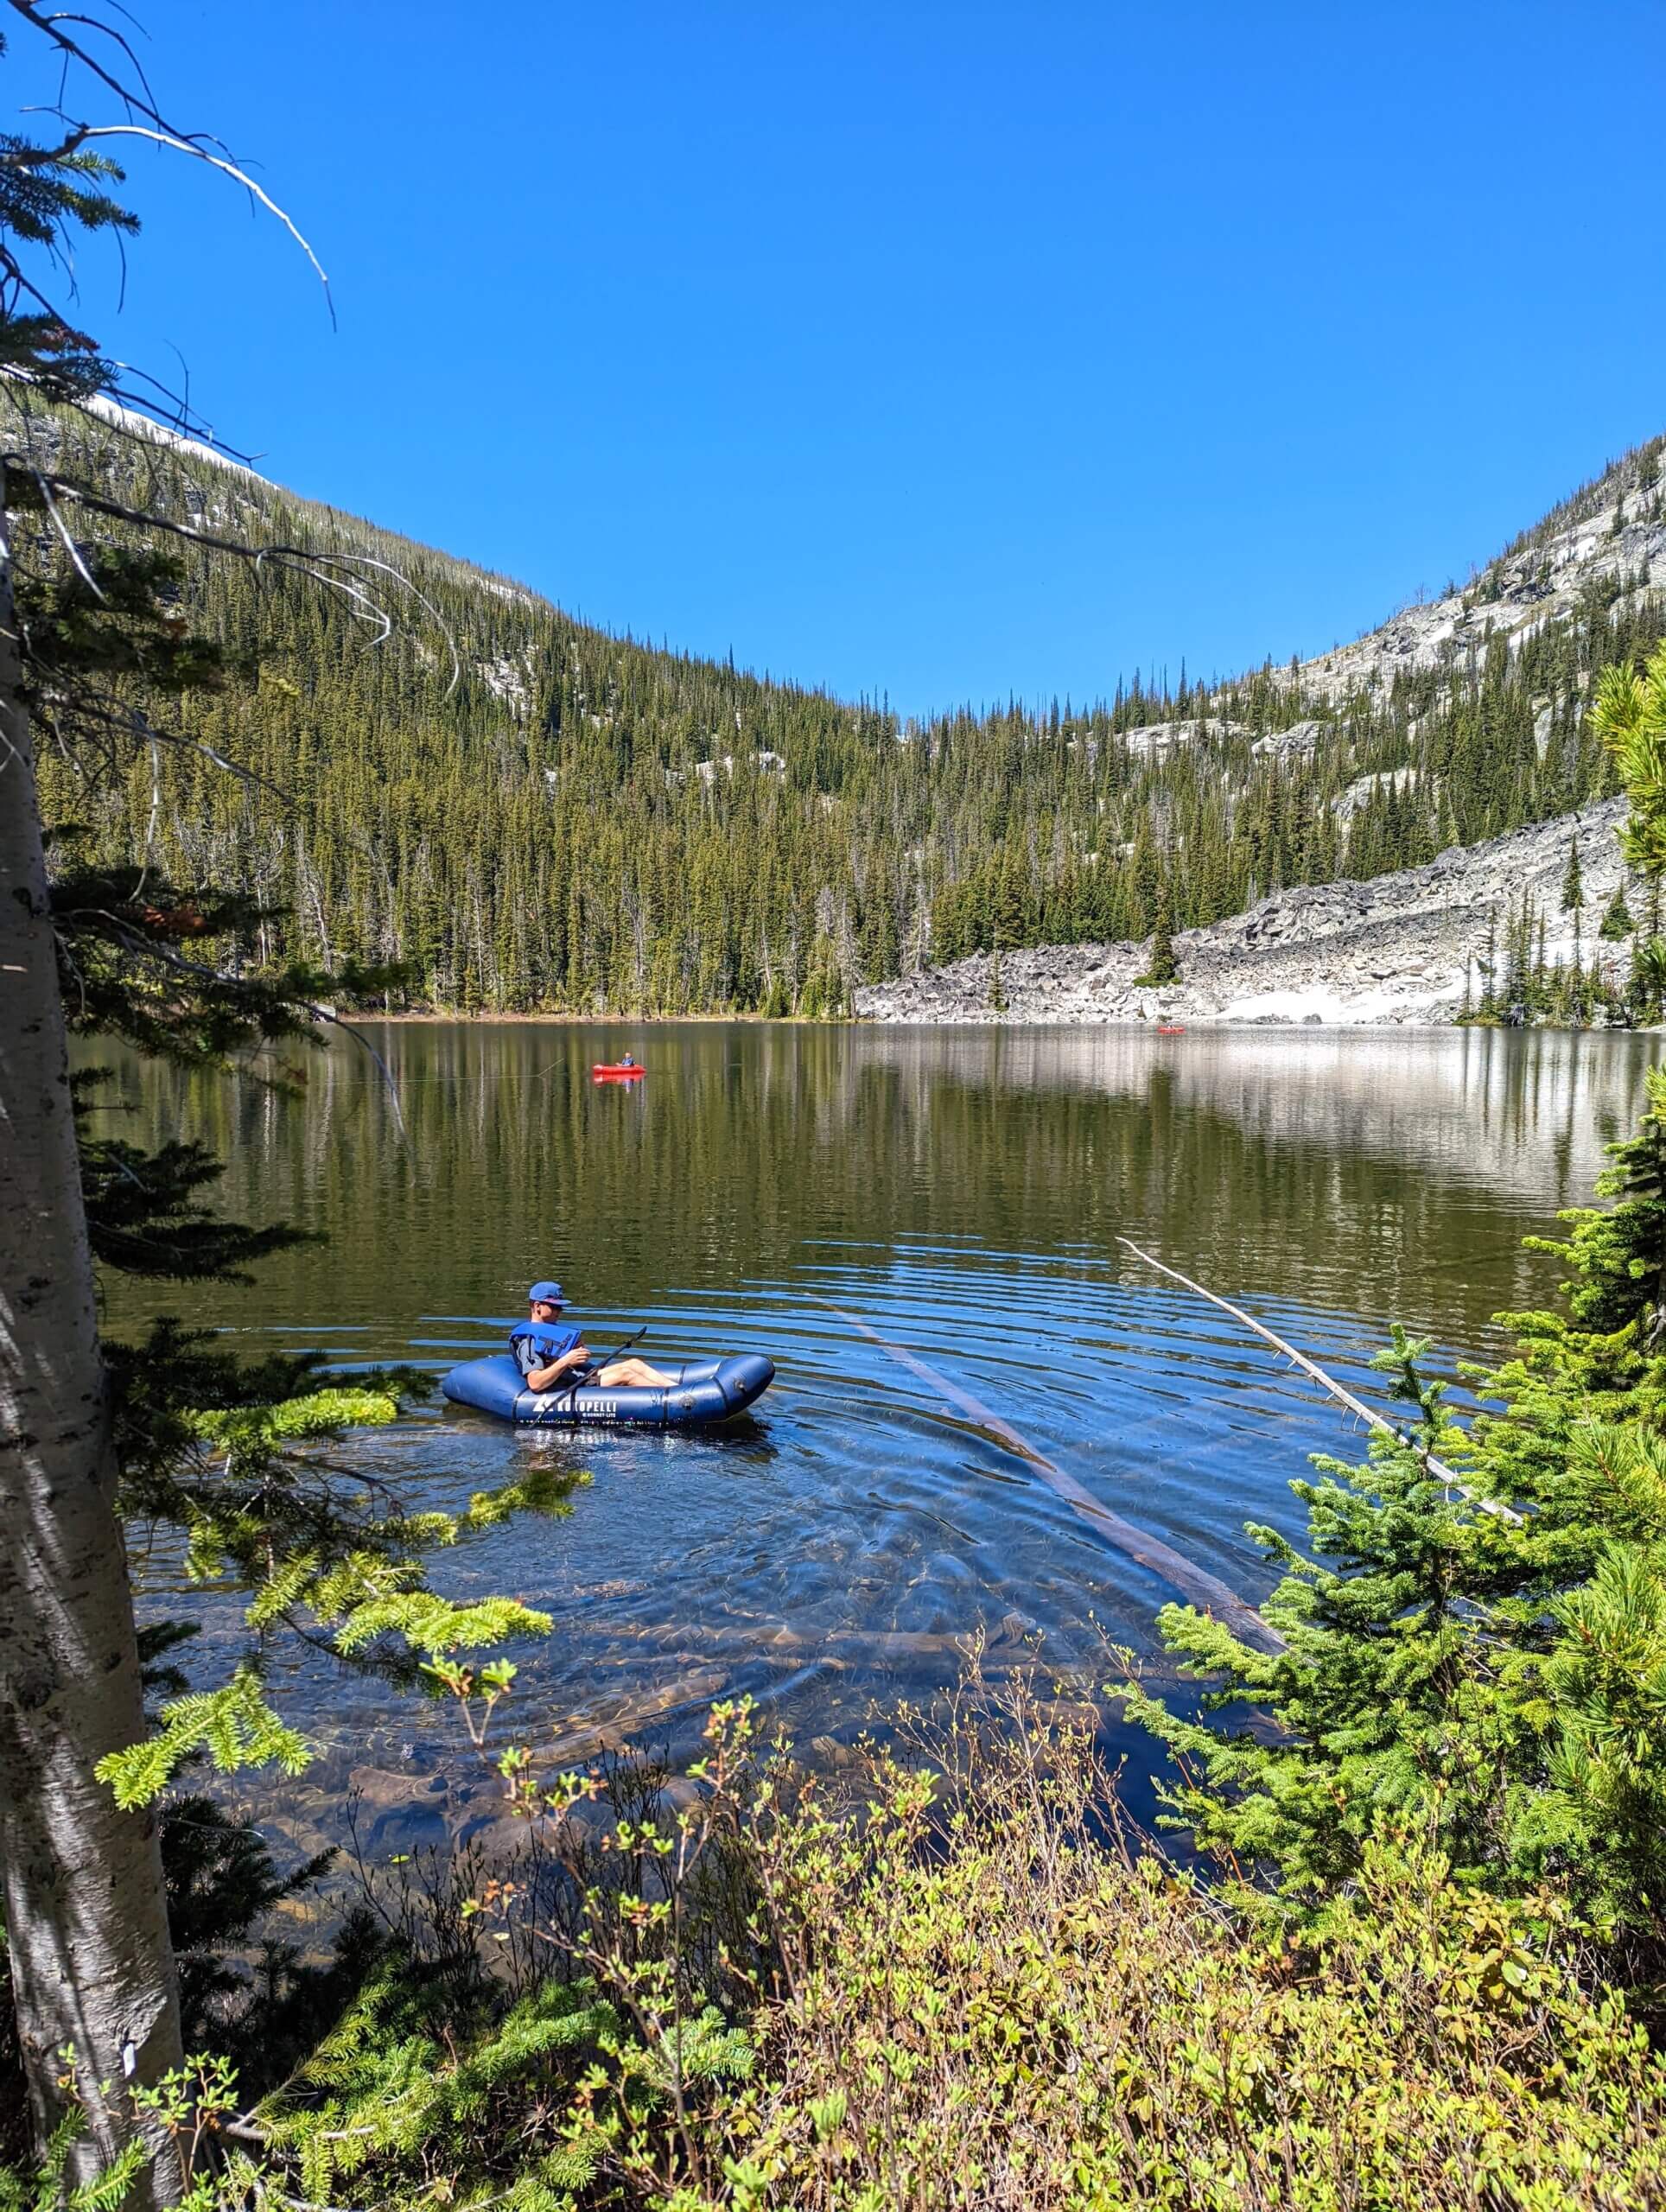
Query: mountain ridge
xmin=22 ymin=392 xmax=1666 ymax=1016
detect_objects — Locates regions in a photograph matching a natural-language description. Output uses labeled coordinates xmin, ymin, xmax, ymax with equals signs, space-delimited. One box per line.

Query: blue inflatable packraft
xmin=440 ymin=1351 xmax=774 ymax=1428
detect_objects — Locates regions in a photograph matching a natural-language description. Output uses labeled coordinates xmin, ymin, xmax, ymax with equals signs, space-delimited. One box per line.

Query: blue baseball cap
xmin=527 ymin=1280 xmax=565 ymax=1305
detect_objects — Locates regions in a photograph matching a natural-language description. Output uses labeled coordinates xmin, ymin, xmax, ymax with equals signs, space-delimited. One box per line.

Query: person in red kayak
xmin=511 ymin=1281 xmax=673 ymax=1393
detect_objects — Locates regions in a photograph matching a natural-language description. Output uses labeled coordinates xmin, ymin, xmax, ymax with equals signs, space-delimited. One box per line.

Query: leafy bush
xmin=665 ymin=1681 xmax=1666 ymax=2212
xmin=186 ymin=1673 xmax=1666 ymax=2211
xmin=9 ymin=1670 xmax=1663 ymax=2209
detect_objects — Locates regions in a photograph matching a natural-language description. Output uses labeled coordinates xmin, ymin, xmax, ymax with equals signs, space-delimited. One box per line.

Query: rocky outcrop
xmin=855 ymin=799 xmax=1633 ymax=1027
xmin=1294 ymin=455 xmax=1663 ymax=702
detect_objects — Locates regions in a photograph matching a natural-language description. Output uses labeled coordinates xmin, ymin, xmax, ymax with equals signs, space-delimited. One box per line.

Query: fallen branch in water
xmin=1115 ymin=1237 xmax=1521 ymax=1524
xmin=823 ymin=1302 xmax=1287 ymax=1653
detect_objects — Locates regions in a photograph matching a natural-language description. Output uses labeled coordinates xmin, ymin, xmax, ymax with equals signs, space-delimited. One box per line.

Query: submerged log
xmin=824 ymin=1304 xmax=1286 ymax=1652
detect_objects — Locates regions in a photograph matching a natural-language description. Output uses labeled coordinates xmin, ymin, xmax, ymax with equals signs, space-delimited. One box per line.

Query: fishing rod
xmin=1115 ymin=1237 xmax=1520 ymax=1523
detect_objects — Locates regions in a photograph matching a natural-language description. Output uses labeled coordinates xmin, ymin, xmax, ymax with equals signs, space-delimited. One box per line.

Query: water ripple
xmin=89 ymin=1019 xmax=1663 ymax=1859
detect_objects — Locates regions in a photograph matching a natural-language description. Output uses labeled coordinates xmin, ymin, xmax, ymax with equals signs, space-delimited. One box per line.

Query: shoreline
xmin=327 ymin=1007 xmax=1646 ymax=1038
xmin=340 ymin=1007 xmax=847 ymax=1026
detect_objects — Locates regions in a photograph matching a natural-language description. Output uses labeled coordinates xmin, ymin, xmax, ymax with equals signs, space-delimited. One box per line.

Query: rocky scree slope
xmin=857 ymin=799 xmax=1631 ymax=1027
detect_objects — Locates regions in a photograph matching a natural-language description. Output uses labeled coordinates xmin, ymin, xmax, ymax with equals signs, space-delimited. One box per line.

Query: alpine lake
xmin=97 ymin=1019 xmax=1666 ymax=1871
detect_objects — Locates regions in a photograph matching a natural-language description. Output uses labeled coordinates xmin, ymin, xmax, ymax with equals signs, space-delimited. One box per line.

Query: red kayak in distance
xmin=1156 ymin=1025 xmax=1186 ymax=1036
xmin=592 ymin=1063 xmax=646 ymax=1081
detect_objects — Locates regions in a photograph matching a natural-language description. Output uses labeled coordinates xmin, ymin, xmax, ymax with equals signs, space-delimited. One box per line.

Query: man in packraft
xmin=512 ymin=1281 xmax=673 ymax=1393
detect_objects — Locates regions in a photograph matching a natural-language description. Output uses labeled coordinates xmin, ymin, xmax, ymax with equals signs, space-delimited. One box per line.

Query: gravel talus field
xmin=856 ymin=798 xmax=1632 ymax=1027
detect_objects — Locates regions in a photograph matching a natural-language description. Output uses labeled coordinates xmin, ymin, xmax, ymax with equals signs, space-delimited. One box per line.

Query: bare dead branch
xmin=60 ymin=909 xmax=411 ymax=1142
xmin=97 ymin=366 xmax=267 ymax=470
xmin=35 ymin=9 xmax=164 ymax=123
xmin=1115 ymin=1237 xmax=1523 ymax=1524
xmin=5 ymin=457 xmax=460 ymax=685
xmin=0 ymin=350 xmax=269 ymax=474
xmin=63 ymin=122 xmax=334 ymax=324
xmin=826 ymin=1298 xmax=1286 ymax=1649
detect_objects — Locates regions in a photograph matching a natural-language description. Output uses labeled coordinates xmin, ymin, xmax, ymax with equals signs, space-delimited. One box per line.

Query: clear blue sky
xmin=19 ymin=0 xmax=1666 ymax=719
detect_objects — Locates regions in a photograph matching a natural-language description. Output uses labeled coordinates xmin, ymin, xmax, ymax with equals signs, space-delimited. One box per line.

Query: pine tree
xmin=1600 ymin=880 xmax=1636 ymax=941
xmin=1122 ymin=1327 xmax=1524 ymax=1897
xmin=1129 ymin=677 xmax=1666 ymax=1952
xmin=1134 ymin=895 xmax=1182 ymax=987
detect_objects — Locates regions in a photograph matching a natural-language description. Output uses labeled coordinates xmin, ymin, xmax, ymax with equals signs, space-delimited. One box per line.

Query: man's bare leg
xmin=595 ymin=1357 xmax=677 ymax=1389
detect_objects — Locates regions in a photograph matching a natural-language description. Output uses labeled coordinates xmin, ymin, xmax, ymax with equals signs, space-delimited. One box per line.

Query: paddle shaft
xmin=561 ymin=1325 xmax=646 ymax=1405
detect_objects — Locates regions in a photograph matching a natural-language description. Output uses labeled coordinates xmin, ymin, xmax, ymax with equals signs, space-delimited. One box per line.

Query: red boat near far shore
xmin=1156 ymin=1025 xmax=1186 ymax=1036
xmin=592 ymin=1062 xmax=646 ymax=1081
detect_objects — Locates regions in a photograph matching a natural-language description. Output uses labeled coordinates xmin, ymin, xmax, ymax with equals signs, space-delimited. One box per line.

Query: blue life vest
xmin=509 ymin=1320 xmax=582 ymax=1374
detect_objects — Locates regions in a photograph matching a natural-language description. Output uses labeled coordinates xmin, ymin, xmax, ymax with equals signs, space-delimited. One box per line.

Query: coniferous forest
xmin=30 ymin=407 xmax=1664 ymax=1015
xmin=16 ymin=3 xmax=1666 ymax=2202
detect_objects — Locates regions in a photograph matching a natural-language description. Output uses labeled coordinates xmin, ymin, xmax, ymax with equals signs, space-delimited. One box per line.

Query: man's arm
xmin=527 ymin=1344 xmax=590 ymax=1391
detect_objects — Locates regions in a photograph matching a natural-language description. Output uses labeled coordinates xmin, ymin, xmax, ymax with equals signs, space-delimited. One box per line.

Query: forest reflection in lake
xmin=93 ymin=1020 xmax=1663 ymax=1860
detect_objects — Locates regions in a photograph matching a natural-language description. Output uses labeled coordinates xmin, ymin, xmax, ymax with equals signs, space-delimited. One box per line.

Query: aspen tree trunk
xmin=0 ymin=473 xmax=185 ymax=2201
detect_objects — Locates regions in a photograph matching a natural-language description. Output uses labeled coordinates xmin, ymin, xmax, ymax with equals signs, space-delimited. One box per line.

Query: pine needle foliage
xmin=1121 ymin=1326 xmax=1530 ymax=1898
xmin=0 ymin=2110 xmax=143 ymax=2212
xmin=1596 ymin=640 xmax=1666 ymax=881
xmin=1129 ymin=1077 xmax=1666 ymax=1955
xmin=254 ymin=1949 xmax=752 ymax=2209
xmin=5 ymin=385 xmax=574 ymax=1846
xmin=98 ymin=1357 xmax=569 ymax=1806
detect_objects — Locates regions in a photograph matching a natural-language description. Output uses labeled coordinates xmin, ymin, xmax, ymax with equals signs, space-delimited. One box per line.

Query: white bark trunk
xmin=0 ymin=474 xmax=184 ymax=2199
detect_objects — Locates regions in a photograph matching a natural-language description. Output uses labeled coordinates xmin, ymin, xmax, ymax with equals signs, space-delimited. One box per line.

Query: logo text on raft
xmin=531 ymin=1393 xmax=622 ymax=1417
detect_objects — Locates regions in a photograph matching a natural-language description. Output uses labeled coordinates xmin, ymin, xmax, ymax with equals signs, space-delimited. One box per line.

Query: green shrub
xmin=663 ymin=1679 xmax=1666 ymax=2211
xmin=13 ymin=1673 xmax=1662 ymax=2209
xmin=1126 ymin=1066 xmax=1666 ymax=1958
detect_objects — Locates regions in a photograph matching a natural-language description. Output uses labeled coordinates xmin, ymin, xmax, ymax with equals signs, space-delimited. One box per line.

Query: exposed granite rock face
xmin=1051 ymin=448 xmax=1663 ymax=774
xmin=856 ymin=799 xmax=1633 ymax=1028
xmin=1294 ymin=472 xmax=1664 ymax=702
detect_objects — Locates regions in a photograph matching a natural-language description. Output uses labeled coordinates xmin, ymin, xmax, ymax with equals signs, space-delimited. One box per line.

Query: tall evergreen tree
xmin=1561 ymin=834 xmax=1585 ymax=912
xmin=1599 ymin=879 xmax=1636 ymax=941
xmin=1 ymin=16 xmax=553 ymax=2195
xmin=1135 ymin=894 xmax=1182 ymax=987
xmin=1130 ymin=636 xmax=1666 ymax=1957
